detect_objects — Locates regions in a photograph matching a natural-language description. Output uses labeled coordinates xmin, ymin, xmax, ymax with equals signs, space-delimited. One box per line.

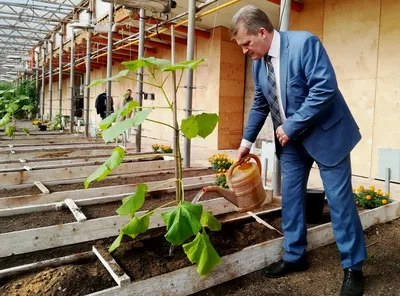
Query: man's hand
xmin=236 ymin=146 xmax=250 ymax=162
xmin=276 ymin=125 xmax=290 ymax=147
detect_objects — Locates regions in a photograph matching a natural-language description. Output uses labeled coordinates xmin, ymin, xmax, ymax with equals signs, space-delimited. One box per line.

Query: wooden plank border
xmin=0 ymin=160 xmax=174 ymax=185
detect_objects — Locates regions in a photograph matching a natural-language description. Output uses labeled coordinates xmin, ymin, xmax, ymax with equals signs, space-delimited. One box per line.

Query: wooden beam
xmin=268 ymin=0 xmax=303 ymax=12
xmin=93 ymin=246 xmax=131 ymax=287
xmin=1 ymin=160 xmax=174 ymax=185
xmin=65 ymin=198 xmax=87 ymax=222
xmin=0 ymin=251 xmax=94 ymax=280
xmin=34 ymin=181 xmax=50 ymax=194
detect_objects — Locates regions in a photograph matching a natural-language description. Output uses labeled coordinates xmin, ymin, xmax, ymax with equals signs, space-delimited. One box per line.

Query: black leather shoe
xmin=340 ymin=268 xmax=364 ymax=296
xmin=262 ymin=256 xmax=309 ymax=278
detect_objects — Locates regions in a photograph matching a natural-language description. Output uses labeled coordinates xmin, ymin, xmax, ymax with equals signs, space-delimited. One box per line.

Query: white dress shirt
xmin=241 ymin=30 xmax=286 ymax=149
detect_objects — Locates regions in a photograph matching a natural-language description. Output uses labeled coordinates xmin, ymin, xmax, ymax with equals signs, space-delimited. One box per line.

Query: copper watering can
xmin=202 ymin=154 xmax=266 ymax=212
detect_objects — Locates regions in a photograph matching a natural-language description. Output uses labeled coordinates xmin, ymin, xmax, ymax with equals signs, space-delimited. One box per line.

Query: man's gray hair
xmin=230 ymin=5 xmax=274 ymax=37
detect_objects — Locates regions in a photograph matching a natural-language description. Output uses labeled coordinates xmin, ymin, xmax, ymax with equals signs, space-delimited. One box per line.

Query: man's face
xmin=127 ymin=90 xmax=131 ymax=96
xmin=234 ymin=26 xmax=270 ymax=60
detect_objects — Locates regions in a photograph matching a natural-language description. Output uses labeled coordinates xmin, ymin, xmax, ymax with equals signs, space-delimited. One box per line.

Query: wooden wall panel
xmin=338 ymin=79 xmax=376 ymax=176
xmin=370 ymin=0 xmax=400 ymax=178
xmin=323 ymin=0 xmax=380 ymax=80
xmin=290 ymin=0 xmax=325 ymax=40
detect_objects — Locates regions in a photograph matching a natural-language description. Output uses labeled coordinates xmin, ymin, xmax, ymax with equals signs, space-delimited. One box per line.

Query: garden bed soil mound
xmin=0 ymin=208 xmax=75 ymax=234
xmin=109 ymin=214 xmax=283 ymax=282
xmin=0 ymin=186 xmax=42 ymax=198
xmin=81 ymin=189 xmax=222 ymax=219
xmin=0 ymin=259 xmax=116 ymax=296
xmin=46 ymin=168 xmax=213 ymax=192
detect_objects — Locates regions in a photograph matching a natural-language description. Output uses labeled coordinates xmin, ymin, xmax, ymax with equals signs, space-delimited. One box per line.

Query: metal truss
xmin=0 ymin=0 xmax=85 ymax=74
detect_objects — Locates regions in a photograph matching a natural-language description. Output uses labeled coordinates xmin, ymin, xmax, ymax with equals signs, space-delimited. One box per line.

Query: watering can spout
xmin=202 ymin=186 xmax=239 ymax=207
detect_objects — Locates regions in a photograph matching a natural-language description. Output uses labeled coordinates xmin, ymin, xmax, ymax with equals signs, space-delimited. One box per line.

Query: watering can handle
xmin=227 ymin=153 xmax=262 ymax=180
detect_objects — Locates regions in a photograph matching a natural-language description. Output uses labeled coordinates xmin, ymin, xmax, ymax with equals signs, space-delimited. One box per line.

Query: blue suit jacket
xmin=243 ymin=31 xmax=361 ymax=167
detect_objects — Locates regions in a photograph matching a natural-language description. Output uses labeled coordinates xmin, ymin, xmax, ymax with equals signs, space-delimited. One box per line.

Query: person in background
xmin=230 ymin=5 xmax=366 ymax=296
xmin=122 ymin=89 xmax=135 ymax=120
xmin=95 ymin=89 xmax=114 ymax=120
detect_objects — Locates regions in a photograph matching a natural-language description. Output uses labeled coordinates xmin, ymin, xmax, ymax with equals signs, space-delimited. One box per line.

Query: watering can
xmin=202 ymin=154 xmax=266 ymax=213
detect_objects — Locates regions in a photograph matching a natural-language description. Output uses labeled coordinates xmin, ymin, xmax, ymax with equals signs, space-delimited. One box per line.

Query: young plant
xmin=0 ymin=83 xmax=36 ymax=137
xmin=85 ymin=57 xmax=222 ymax=277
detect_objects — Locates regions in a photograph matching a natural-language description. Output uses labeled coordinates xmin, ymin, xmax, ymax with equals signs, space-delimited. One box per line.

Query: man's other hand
xmin=276 ymin=125 xmax=290 ymax=147
xmin=237 ymin=146 xmax=250 ymax=162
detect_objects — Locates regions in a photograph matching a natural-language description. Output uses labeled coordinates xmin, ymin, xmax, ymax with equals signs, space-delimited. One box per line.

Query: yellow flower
xmin=218 ymin=161 xmax=221 ymax=165
xmin=385 ymin=192 xmax=390 ymax=197
xmin=382 ymin=199 xmax=388 ymax=205
xmin=366 ymin=195 xmax=372 ymax=200
xmin=218 ymin=169 xmax=221 ymax=172
xmin=359 ymin=185 xmax=364 ymax=189
xmin=352 ymin=189 xmax=356 ymax=193
xmin=369 ymin=185 xmax=375 ymax=191
xmin=214 ymin=174 xmax=218 ymax=177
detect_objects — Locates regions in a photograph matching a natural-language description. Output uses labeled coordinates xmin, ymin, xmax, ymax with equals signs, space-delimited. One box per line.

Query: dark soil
xmin=81 ymin=189 xmax=221 ymax=219
xmin=196 ymin=219 xmax=400 ymax=296
xmin=46 ymin=168 xmax=213 ymax=192
xmin=105 ymin=211 xmax=283 ymax=281
xmin=0 ymin=258 xmax=116 ymax=296
xmin=0 ymin=186 xmax=41 ymax=198
xmin=0 ymin=208 xmax=75 ymax=234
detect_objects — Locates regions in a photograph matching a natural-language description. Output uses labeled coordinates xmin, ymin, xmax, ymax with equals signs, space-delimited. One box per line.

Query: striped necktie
xmin=265 ymin=55 xmax=282 ymax=129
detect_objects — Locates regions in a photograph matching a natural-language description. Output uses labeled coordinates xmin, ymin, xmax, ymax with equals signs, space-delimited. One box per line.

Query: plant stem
xmin=145 ymin=118 xmax=177 ymax=131
xmin=141 ymin=200 xmax=177 ymax=218
xmin=124 ymin=77 xmax=159 ymax=88
xmin=176 ymin=69 xmax=184 ymax=92
xmin=148 ymin=178 xmax=179 ymax=192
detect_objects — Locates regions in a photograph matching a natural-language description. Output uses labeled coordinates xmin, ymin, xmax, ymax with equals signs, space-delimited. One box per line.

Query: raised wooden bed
xmin=0 ymin=159 xmax=174 ymax=186
xmin=0 ymin=174 xmax=215 ymax=209
xmin=0 ymin=179 xmax=275 ymax=257
xmin=85 ymin=199 xmax=400 ymax=296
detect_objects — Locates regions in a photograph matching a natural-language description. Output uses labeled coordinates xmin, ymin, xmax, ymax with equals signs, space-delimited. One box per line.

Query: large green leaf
xmin=5 ymin=125 xmax=14 ymax=137
xmin=98 ymin=101 xmax=140 ymax=131
xmin=182 ymin=230 xmax=222 ymax=277
xmin=0 ymin=113 xmax=10 ymax=127
xmin=122 ymin=57 xmax=171 ymax=72
xmin=196 ymin=113 xmax=220 ymax=138
xmin=88 ymin=69 xmax=130 ymax=88
xmin=180 ymin=113 xmax=219 ymax=139
xmin=120 ymin=100 xmax=139 ymax=117
xmin=200 ymin=212 xmax=221 ymax=231
xmin=122 ymin=215 xmax=150 ymax=239
xmin=6 ymin=102 xmax=19 ymax=113
xmin=108 ymin=215 xmax=151 ymax=253
xmin=22 ymin=104 xmax=35 ymax=111
xmin=102 ymin=108 xmax=152 ymax=143
xmin=109 ymin=234 xmax=123 ymax=253
xmin=161 ymin=201 xmax=203 ymax=245
xmin=181 ymin=115 xmax=199 ymax=139
xmin=22 ymin=128 xmax=30 ymax=136
xmin=84 ymin=146 xmax=125 ymax=189
xmin=116 ymin=184 xmax=148 ymax=217
xmin=161 ymin=59 xmax=206 ymax=71
xmin=99 ymin=112 xmax=119 ymax=130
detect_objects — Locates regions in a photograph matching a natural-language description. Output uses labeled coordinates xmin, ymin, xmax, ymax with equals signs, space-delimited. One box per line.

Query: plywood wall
xmin=289 ymin=0 xmax=400 ymax=179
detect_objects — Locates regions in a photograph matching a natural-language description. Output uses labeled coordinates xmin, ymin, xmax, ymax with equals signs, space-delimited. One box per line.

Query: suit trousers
xmin=279 ymin=141 xmax=367 ymax=269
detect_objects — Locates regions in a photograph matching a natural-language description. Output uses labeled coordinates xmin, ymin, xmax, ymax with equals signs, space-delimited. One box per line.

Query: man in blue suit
xmin=231 ymin=5 xmax=366 ymax=296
